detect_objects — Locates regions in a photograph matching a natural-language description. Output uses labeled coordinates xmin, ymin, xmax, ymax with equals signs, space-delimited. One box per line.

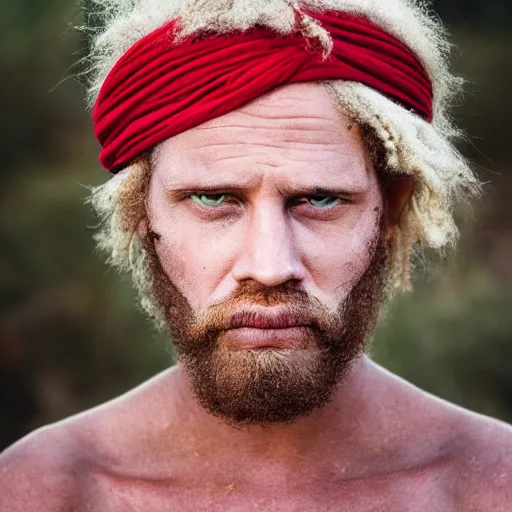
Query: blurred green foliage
xmin=1 ymin=0 xmax=511 ymax=450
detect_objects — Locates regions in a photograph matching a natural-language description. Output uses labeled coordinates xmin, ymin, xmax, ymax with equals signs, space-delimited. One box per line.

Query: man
xmin=1 ymin=0 xmax=511 ymax=510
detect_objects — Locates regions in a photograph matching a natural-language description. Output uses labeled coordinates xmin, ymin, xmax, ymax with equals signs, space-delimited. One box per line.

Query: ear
xmin=381 ymin=175 xmax=415 ymax=242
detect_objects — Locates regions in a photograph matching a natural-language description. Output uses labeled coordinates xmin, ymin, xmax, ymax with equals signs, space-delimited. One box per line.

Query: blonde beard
xmin=134 ymin=227 xmax=389 ymax=425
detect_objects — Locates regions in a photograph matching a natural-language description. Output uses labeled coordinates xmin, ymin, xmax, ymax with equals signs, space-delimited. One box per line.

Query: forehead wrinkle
xmin=237 ymin=83 xmax=335 ymax=114
xmin=194 ymin=123 xmax=343 ymax=137
xmin=159 ymin=142 xmax=372 ymax=191
xmin=230 ymin=108 xmax=341 ymax=125
xmin=187 ymin=124 xmax=346 ymax=147
xmin=172 ymin=131 xmax=366 ymax=168
xmin=193 ymin=143 xmax=368 ymax=172
xmin=207 ymin=151 xmax=360 ymax=163
xmin=193 ymin=108 xmax=345 ymax=137
xmin=194 ymin=116 xmax=338 ymax=127
xmin=161 ymin=152 xmax=372 ymax=193
xmin=192 ymin=141 xmax=353 ymax=152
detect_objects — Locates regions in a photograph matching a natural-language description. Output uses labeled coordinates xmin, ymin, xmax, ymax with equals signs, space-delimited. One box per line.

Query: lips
xmin=224 ymin=309 xmax=312 ymax=349
xmin=228 ymin=310 xmax=308 ymax=329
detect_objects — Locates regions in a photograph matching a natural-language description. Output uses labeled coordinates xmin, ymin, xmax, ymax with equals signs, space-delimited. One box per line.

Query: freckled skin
xmin=1 ymin=83 xmax=512 ymax=511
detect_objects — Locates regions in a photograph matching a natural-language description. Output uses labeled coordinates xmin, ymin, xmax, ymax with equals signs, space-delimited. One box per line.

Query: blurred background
xmin=1 ymin=0 xmax=511 ymax=450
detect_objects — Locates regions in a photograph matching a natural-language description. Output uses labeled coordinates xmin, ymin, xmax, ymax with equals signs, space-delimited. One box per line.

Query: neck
xmin=168 ymin=356 xmax=378 ymax=473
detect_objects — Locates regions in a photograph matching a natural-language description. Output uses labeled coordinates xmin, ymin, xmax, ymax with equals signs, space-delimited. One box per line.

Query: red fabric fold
xmin=93 ymin=10 xmax=433 ymax=173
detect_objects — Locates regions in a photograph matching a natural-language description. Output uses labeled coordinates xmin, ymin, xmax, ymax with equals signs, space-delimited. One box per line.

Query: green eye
xmin=191 ymin=193 xmax=227 ymax=207
xmin=308 ymin=196 xmax=341 ymax=209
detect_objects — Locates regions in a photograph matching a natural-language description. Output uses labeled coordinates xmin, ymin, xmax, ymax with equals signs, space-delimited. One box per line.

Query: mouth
xmin=223 ymin=326 xmax=311 ymax=349
xmin=224 ymin=309 xmax=312 ymax=349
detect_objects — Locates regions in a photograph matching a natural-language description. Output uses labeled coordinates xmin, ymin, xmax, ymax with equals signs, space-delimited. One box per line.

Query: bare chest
xmin=86 ymin=469 xmax=453 ymax=512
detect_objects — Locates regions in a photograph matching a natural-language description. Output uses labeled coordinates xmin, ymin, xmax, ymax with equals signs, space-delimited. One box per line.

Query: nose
xmin=231 ymin=202 xmax=306 ymax=288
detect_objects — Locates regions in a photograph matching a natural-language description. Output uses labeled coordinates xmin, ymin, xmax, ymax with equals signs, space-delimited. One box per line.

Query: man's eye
xmin=307 ymin=196 xmax=342 ymax=209
xmin=191 ymin=193 xmax=228 ymax=207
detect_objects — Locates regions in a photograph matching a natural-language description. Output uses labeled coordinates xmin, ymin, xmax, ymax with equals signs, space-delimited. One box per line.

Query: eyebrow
xmin=278 ymin=185 xmax=362 ymax=196
xmin=165 ymin=182 xmax=366 ymax=197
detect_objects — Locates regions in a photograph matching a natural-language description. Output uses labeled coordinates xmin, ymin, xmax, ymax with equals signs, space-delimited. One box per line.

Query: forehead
xmin=153 ymin=83 xmax=375 ymax=191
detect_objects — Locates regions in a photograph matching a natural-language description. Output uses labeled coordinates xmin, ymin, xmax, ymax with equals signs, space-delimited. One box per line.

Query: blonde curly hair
xmin=85 ymin=0 xmax=480 ymax=323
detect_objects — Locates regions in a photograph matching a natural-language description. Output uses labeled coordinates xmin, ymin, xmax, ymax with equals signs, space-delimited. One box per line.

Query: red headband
xmin=93 ymin=9 xmax=433 ymax=173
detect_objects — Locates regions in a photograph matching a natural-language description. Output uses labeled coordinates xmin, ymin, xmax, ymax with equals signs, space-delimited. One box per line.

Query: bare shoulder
xmin=369 ymin=362 xmax=512 ymax=510
xmin=400 ymin=375 xmax=512 ymax=509
xmin=450 ymin=411 xmax=512 ymax=511
xmin=0 ymin=369 xmax=178 ymax=511
xmin=0 ymin=422 xmax=85 ymax=512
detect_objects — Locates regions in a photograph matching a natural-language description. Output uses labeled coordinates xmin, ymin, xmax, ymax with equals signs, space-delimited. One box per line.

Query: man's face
xmin=144 ymin=83 xmax=387 ymax=425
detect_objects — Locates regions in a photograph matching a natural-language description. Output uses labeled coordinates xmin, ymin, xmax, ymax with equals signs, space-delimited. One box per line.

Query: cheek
xmin=346 ymin=203 xmax=382 ymax=262
xmin=149 ymin=205 xmax=242 ymax=310
xmin=153 ymin=233 xmax=226 ymax=311
xmin=298 ymin=198 xmax=382 ymax=300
